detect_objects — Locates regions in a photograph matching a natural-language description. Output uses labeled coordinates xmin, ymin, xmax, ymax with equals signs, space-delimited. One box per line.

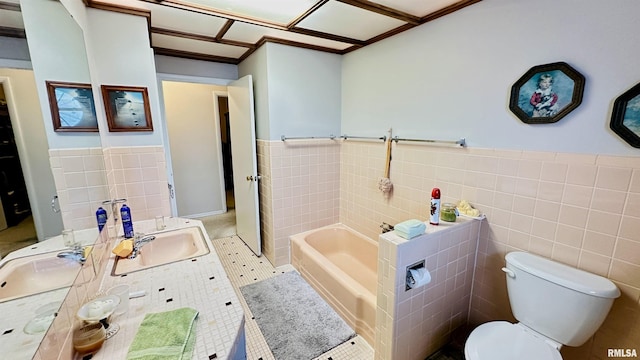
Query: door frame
xmin=212 ymin=91 xmax=229 ymax=212
xmin=156 ymin=73 xmax=231 ymax=217
xmin=0 ymin=76 xmax=48 ymax=239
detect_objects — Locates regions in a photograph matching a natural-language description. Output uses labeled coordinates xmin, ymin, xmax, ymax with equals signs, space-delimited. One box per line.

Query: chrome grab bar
xmin=392 ymin=136 xmax=466 ymax=147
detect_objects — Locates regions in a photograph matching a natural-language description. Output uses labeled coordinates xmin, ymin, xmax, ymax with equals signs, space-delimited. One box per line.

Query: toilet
xmin=465 ymin=251 xmax=620 ymax=360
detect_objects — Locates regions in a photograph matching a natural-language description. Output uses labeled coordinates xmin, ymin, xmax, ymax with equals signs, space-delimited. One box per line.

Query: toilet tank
xmin=504 ymin=252 xmax=620 ymax=347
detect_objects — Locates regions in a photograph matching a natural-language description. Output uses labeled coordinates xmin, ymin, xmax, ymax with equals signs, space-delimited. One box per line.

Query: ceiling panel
xmin=369 ymin=0 xmax=463 ymax=17
xmin=146 ymin=2 xmax=228 ymax=36
xmin=4 ymin=0 xmax=481 ymax=63
xmin=152 ymin=33 xmax=248 ymax=58
xmin=177 ymin=0 xmax=318 ymax=25
xmin=296 ymin=0 xmax=406 ymax=41
xmin=223 ymin=21 xmax=353 ymax=51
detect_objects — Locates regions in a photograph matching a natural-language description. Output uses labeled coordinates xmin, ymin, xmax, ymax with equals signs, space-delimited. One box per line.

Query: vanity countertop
xmin=0 ymin=228 xmax=98 ymax=360
xmin=90 ymin=218 xmax=245 ymax=359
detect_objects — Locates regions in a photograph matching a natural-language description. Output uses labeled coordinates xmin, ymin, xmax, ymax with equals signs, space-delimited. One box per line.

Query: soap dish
xmin=77 ymin=295 xmax=120 ymax=322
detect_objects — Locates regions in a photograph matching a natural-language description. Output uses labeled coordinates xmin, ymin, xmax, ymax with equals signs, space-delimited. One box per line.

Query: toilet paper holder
xmin=406 ymin=260 xmax=431 ymax=291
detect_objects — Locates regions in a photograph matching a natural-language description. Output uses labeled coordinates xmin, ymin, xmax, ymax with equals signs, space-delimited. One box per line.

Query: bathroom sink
xmin=0 ymin=251 xmax=82 ymax=302
xmin=111 ymin=226 xmax=210 ymax=275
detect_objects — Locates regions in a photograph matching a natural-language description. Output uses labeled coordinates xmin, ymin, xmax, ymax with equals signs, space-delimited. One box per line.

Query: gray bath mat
xmin=240 ymin=271 xmax=356 ymax=359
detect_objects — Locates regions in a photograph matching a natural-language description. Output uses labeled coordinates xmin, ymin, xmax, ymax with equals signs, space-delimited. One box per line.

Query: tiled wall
xmin=376 ymin=219 xmax=481 ymax=360
xmin=49 ymin=147 xmax=109 ymax=231
xmin=103 ymin=146 xmax=171 ymax=231
xmin=257 ymin=140 xmax=275 ymax=263
xmin=339 ymin=141 xmax=640 ymax=360
xmin=50 ymin=146 xmax=171 ymax=233
xmin=258 ymin=139 xmax=340 ymax=266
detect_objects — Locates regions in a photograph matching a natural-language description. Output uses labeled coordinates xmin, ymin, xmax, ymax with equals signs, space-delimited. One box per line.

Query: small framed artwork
xmin=610 ymin=82 xmax=640 ymax=148
xmin=101 ymin=85 xmax=153 ymax=132
xmin=46 ymin=81 xmax=98 ymax=132
xmin=509 ymin=62 xmax=585 ymax=124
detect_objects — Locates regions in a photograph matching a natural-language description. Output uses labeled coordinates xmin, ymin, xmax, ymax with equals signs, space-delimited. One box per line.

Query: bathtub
xmin=290 ymin=224 xmax=377 ymax=345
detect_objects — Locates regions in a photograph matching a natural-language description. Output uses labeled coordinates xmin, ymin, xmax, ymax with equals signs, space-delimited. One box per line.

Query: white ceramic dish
xmin=77 ymin=295 xmax=120 ymax=322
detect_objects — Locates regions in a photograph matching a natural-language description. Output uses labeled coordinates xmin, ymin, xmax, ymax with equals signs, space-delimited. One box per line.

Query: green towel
xmin=127 ymin=307 xmax=199 ymax=360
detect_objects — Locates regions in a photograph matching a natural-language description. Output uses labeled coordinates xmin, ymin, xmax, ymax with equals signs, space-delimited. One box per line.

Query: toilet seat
xmin=465 ymin=321 xmax=563 ymax=360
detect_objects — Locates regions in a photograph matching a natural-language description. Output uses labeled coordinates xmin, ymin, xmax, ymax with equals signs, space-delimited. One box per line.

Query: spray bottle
xmin=429 ymin=188 xmax=441 ymax=225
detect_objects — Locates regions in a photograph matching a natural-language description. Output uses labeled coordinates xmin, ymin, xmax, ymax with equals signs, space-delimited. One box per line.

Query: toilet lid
xmin=465 ymin=321 xmax=563 ymax=360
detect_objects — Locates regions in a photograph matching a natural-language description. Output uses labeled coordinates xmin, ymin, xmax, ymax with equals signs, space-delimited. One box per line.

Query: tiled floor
xmin=211 ymin=235 xmax=374 ymax=360
xmin=0 ymin=215 xmax=37 ymax=258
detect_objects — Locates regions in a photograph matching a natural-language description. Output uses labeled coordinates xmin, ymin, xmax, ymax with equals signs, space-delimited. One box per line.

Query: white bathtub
xmin=291 ymin=224 xmax=377 ymax=345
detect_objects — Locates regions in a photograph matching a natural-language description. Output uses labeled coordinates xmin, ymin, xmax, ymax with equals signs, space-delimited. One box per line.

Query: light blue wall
xmin=21 ymin=0 xmax=99 ymax=149
xmin=342 ymin=0 xmax=640 ymax=156
xmin=0 ymin=37 xmax=30 ymax=63
xmin=240 ymin=43 xmax=342 ymax=141
xmin=155 ymin=55 xmax=238 ymax=80
xmin=266 ymin=43 xmax=341 ymax=141
xmin=85 ymin=8 xmax=164 ymax=147
xmin=239 ymin=45 xmax=270 ymax=140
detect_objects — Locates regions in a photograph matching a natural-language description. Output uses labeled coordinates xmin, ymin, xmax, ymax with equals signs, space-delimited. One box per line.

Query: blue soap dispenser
xmin=120 ymin=204 xmax=134 ymax=238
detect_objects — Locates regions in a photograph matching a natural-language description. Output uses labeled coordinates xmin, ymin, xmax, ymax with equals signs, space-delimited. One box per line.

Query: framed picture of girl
xmin=610 ymin=82 xmax=640 ymax=148
xmin=509 ymin=62 xmax=585 ymax=124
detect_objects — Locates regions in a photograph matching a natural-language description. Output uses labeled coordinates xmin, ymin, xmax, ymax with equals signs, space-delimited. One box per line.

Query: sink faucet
xmin=57 ymin=246 xmax=86 ymax=264
xmin=128 ymin=235 xmax=156 ymax=259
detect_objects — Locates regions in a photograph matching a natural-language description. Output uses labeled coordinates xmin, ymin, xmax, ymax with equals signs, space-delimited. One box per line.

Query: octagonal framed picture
xmin=509 ymin=62 xmax=585 ymax=124
xmin=610 ymin=82 xmax=640 ymax=148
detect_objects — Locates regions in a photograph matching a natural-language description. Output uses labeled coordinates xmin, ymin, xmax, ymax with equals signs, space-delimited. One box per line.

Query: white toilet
xmin=465 ymin=251 xmax=620 ymax=360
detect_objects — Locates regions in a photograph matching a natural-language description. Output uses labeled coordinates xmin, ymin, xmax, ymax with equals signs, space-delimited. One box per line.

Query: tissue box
xmin=394 ymin=219 xmax=426 ymax=239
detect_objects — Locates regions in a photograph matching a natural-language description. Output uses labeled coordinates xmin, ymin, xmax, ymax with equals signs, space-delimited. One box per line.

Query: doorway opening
xmin=0 ymin=84 xmax=37 ymax=257
xmin=218 ymin=96 xmax=234 ymax=210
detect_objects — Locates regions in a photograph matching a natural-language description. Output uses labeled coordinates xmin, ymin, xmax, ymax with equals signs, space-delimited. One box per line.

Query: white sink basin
xmin=0 ymin=251 xmax=82 ymax=302
xmin=111 ymin=226 xmax=210 ymax=275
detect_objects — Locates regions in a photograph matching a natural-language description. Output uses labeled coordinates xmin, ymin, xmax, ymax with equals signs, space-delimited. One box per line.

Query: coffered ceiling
xmin=0 ymin=0 xmax=481 ymax=64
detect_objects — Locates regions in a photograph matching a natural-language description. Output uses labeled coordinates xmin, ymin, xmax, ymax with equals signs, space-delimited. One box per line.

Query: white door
xmin=228 ymin=75 xmax=261 ymax=255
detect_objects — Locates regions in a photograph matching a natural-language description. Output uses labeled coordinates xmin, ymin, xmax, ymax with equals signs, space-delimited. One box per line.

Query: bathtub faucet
xmin=380 ymin=222 xmax=395 ymax=233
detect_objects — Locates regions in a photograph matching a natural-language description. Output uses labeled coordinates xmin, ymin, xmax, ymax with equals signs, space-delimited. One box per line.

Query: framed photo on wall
xmin=509 ymin=62 xmax=585 ymax=124
xmin=101 ymin=85 xmax=153 ymax=132
xmin=46 ymin=81 xmax=98 ymax=132
xmin=610 ymin=82 xmax=640 ymax=148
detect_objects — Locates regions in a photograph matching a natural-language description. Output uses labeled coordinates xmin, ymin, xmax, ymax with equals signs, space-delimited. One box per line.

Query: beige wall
xmin=162 ymin=81 xmax=227 ymax=217
xmin=338 ymin=141 xmax=640 ymax=359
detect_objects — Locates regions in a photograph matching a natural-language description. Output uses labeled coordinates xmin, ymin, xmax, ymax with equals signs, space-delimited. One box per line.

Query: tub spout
xmin=380 ymin=222 xmax=394 ymax=233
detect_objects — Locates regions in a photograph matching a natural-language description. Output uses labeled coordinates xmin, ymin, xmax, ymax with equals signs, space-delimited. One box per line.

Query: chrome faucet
xmin=57 ymin=246 xmax=86 ymax=264
xmin=128 ymin=235 xmax=156 ymax=259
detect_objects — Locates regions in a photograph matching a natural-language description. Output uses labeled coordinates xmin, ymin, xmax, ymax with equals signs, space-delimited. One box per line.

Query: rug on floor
xmin=240 ymin=271 xmax=356 ymax=360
